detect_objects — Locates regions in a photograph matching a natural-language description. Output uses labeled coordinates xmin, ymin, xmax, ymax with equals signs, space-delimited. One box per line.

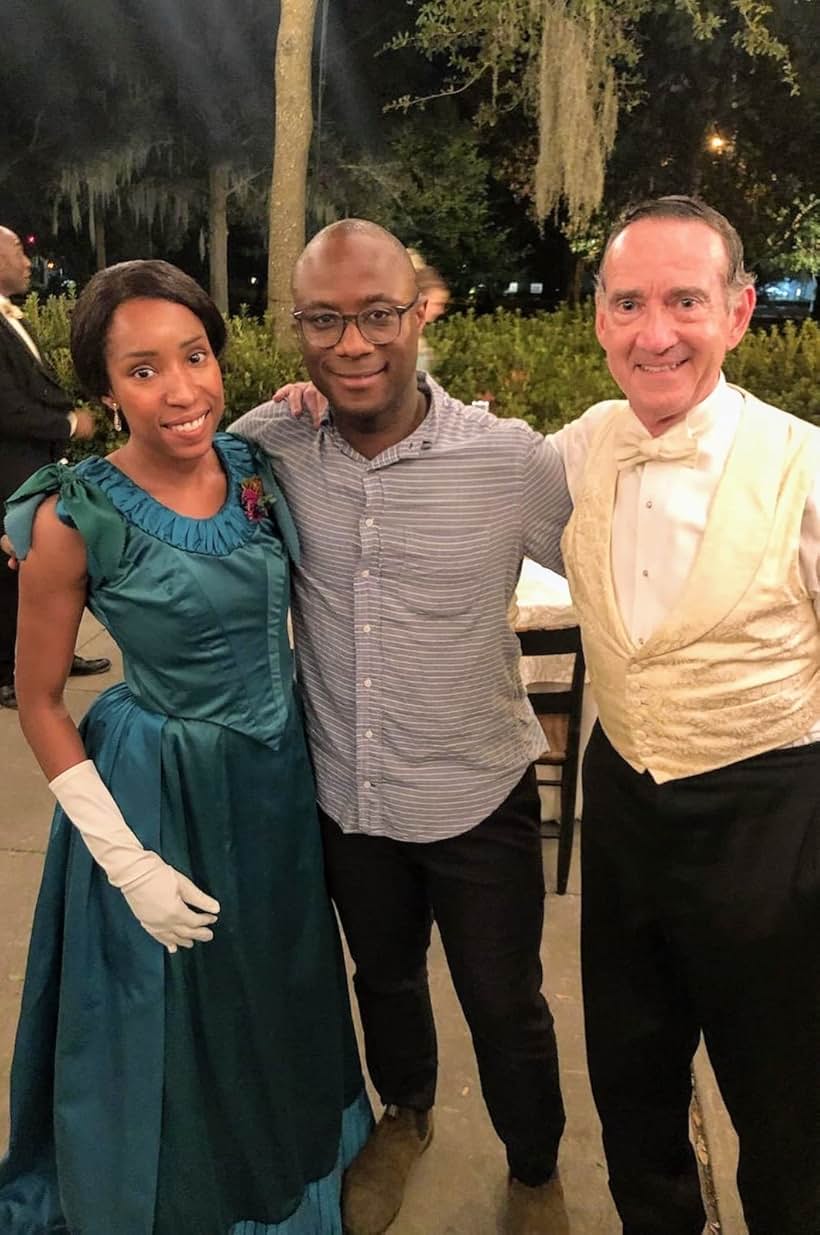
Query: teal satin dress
xmin=0 ymin=433 xmax=371 ymax=1235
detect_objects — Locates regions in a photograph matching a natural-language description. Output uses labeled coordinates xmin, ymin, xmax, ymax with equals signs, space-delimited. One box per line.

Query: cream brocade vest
xmin=562 ymin=390 xmax=820 ymax=782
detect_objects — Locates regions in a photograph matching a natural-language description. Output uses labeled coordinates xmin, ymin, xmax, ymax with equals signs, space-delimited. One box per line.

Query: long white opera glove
xmin=49 ymin=759 xmax=220 ymax=954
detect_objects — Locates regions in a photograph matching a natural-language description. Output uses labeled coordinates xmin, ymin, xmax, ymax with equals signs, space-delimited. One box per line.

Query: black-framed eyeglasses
xmin=292 ymin=295 xmax=419 ymax=349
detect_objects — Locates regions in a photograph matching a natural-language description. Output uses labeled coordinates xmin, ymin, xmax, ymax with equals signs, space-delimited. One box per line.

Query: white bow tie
xmin=614 ymin=418 xmax=702 ymax=471
xmin=0 ymin=299 xmax=24 ymax=321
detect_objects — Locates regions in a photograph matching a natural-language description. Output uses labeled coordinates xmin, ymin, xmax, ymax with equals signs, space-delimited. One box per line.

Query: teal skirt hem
xmin=230 ymin=1089 xmax=372 ymax=1235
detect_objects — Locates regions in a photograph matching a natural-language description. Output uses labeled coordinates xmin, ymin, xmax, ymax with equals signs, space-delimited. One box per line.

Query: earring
xmin=111 ymin=403 xmax=122 ymax=433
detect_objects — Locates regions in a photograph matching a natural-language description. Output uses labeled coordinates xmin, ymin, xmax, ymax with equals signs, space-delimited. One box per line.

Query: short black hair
xmin=70 ymin=259 xmax=227 ymax=398
xmin=597 ymin=195 xmax=755 ymax=297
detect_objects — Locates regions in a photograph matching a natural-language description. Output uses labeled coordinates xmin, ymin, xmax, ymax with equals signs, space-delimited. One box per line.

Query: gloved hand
xmin=50 ymin=760 xmax=219 ymax=953
xmin=117 ymin=851 xmax=221 ymax=952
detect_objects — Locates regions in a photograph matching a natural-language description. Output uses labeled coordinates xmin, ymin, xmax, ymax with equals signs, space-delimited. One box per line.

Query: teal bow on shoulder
xmin=5 ymin=462 xmax=126 ymax=581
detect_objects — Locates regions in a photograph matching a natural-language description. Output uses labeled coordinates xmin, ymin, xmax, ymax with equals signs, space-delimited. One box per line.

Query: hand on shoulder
xmin=273 ymin=381 xmax=328 ymax=430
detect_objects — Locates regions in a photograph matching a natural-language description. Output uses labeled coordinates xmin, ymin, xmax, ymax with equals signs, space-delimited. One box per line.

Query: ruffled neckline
xmin=72 ymin=433 xmax=265 ymax=556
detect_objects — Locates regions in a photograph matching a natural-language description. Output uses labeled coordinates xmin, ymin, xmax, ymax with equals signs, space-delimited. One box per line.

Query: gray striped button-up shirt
xmin=230 ymin=376 xmax=572 ymax=842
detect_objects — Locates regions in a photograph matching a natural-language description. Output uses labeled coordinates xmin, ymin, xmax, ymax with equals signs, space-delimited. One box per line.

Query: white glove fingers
xmin=149 ymin=921 xmax=216 ymax=949
xmin=175 ymin=925 xmax=215 ymax=943
xmin=172 ymin=901 xmax=218 ymax=930
xmin=152 ymin=930 xmax=180 ymax=951
xmin=155 ymin=928 xmax=196 ymax=950
xmin=175 ymin=872 xmax=220 ymax=915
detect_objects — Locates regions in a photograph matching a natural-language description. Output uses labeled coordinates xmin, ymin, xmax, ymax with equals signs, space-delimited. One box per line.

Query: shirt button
xmin=363 ymin=780 xmax=372 ymax=790
xmin=646 ymin=500 xmax=653 ymax=509
xmin=642 ymin=569 xmax=649 ymax=578
xmin=638 ymin=637 xmax=645 ymax=645
xmin=365 ymin=517 xmax=375 ymax=527
xmin=363 ymin=677 xmax=372 ymax=688
xmin=365 ymin=729 xmax=373 ymax=739
xmin=361 ymin=569 xmax=370 ymax=578
xmin=362 ymin=623 xmax=372 ymax=633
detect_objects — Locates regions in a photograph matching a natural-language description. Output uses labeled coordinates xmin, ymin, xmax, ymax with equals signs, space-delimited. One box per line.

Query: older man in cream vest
xmin=551 ymin=197 xmax=819 ymax=1235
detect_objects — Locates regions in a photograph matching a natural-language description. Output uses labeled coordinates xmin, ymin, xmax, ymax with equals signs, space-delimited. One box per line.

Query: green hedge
xmin=431 ymin=307 xmax=820 ymax=432
xmin=22 ymin=294 xmax=819 ymax=457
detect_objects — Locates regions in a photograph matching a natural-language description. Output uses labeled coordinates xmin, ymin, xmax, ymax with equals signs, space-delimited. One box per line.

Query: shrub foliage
xmin=431 ymin=308 xmax=820 ymax=431
xmin=23 ymin=294 xmax=819 ymax=457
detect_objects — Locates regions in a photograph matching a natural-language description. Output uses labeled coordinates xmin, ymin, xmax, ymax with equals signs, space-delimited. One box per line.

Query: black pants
xmin=319 ymin=766 xmax=565 ymax=1185
xmin=0 ymin=552 xmax=18 ymax=687
xmin=582 ymin=724 xmax=820 ymax=1235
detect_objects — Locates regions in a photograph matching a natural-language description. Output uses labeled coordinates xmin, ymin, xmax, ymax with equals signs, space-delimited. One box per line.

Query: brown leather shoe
xmin=506 ymin=1173 xmax=570 ymax=1234
xmin=342 ymin=1104 xmax=433 ymax=1235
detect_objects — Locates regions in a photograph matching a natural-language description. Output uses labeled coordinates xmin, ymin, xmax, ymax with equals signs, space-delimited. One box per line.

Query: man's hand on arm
xmin=1 ymin=533 xmax=18 ymax=570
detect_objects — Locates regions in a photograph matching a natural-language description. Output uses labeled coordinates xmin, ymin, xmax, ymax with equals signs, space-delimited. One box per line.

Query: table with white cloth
xmin=512 ymin=559 xmax=598 ymax=819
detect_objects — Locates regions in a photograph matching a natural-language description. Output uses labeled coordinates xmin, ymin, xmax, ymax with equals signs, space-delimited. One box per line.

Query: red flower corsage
xmin=239 ymin=475 xmax=276 ymax=523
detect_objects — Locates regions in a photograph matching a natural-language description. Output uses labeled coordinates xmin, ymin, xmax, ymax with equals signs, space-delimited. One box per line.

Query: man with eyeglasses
xmin=230 ymin=219 xmax=572 ymax=1235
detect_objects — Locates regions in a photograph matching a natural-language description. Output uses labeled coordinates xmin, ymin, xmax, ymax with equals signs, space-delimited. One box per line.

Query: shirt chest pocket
xmin=382 ymin=527 xmax=491 ymax=618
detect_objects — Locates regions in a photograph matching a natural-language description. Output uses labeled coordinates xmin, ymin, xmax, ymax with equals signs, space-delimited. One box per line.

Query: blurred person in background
xmin=0 ymin=224 xmax=108 ymax=709
xmin=409 ymin=249 xmax=450 ymax=375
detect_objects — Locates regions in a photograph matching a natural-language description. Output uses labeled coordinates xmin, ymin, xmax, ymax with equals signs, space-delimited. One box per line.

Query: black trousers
xmin=319 ymin=766 xmax=565 ymax=1185
xmin=0 ymin=552 xmax=18 ymax=687
xmin=582 ymin=724 xmax=820 ymax=1235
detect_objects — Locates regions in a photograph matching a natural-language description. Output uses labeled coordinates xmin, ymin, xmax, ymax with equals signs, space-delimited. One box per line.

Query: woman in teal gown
xmin=0 ymin=261 xmax=371 ymax=1234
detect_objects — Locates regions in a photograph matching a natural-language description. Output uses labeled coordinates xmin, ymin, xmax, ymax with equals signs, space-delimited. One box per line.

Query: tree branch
xmin=385 ymin=66 xmax=489 ymax=113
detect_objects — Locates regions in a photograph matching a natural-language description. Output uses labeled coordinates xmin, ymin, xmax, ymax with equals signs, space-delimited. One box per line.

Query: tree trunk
xmin=89 ymin=196 xmax=106 ymax=271
xmin=209 ymin=159 xmax=230 ymax=315
xmin=567 ymin=254 xmax=585 ymax=307
xmin=94 ymin=214 xmax=106 ymax=271
xmin=268 ymin=0 xmax=318 ymax=349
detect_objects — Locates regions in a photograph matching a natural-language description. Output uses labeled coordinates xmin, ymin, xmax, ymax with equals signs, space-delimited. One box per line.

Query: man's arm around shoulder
xmin=228 ymin=397 xmax=296 ymax=453
xmin=518 ymin=398 xmax=624 ymax=574
xmin=519 ymin=428 xmax=572 ymax=576
xmin=546 ymin=399 xmax=621 ymax=502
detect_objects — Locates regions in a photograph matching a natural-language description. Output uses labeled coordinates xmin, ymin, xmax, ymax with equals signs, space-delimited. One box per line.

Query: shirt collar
xmin=323 ymin=372 xmax=440 ymax=459
xmin=0 ymin=294 xmax=23 ymax=321
xmin=624 ymin=373 xmax=742 ymax=440
xmin=682 ymin=373 xmax=740 ymax=436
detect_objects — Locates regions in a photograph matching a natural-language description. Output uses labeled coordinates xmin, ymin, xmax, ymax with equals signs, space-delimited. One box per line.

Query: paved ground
xmin=0 ymin=617 xmax=747 ymax=1233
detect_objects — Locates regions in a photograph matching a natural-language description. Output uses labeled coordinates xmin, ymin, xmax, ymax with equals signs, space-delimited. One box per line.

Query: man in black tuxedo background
xmin=0 ymin=225 xmax=110 ymax=708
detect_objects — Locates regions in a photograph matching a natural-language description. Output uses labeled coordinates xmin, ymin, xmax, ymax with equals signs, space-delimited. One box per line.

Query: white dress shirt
xmin=0 ymin=295 xmax=42 ymax=361
xmin=550 ymin=374 xmax=820 ymax=744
